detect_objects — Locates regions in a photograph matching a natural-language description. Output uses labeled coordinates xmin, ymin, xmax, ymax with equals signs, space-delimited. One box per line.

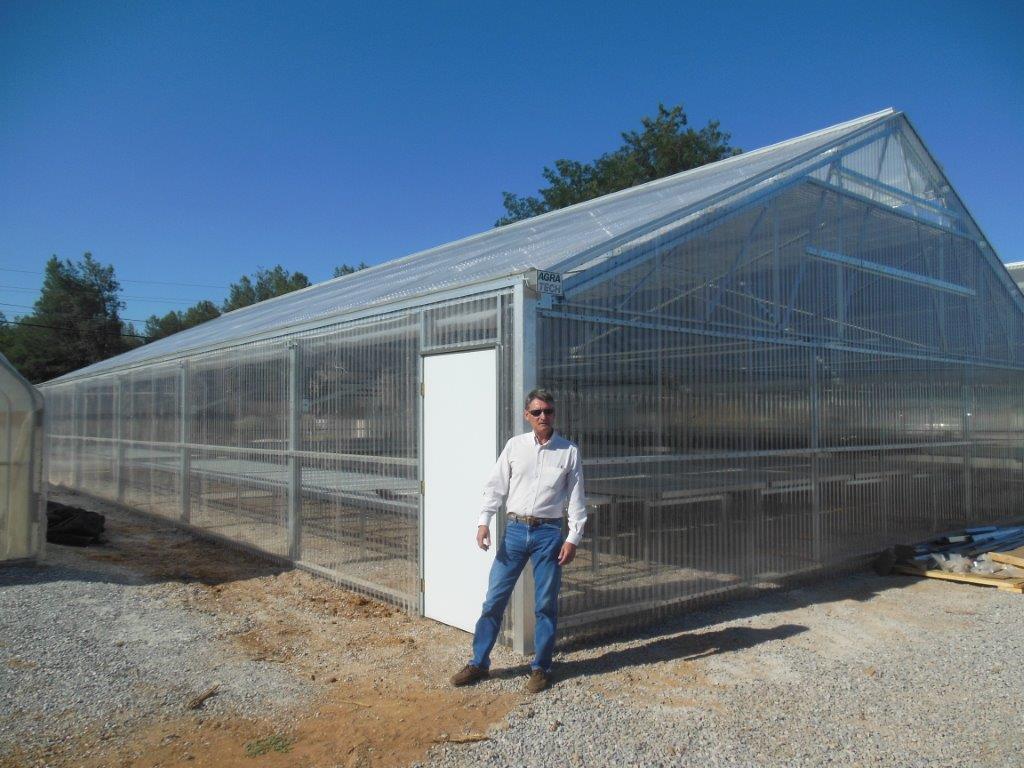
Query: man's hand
xmin=557 ymin=541 xmax=577 ymax=566
xmin=476 ymin=525 xmax=491 ymax=551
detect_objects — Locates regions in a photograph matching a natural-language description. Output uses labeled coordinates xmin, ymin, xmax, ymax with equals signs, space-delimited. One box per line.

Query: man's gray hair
xmin=525 ymin=388 xmax=555 ymax=409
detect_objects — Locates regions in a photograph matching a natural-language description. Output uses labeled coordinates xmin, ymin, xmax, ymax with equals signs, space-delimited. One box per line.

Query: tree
xmin=0 ymin=253 xmax=137 ymax=382
xmin=0 ymin=312 xmax=12 ymax=352
xmin=333 ymin=262 xmax=369 ymax=278
xmin=222 ymin=266 xmax=311 ymax=313
xmin=144 ymin=300 xmax=222 ymax=342
xmin=497 ymin=103 xmax=740 ymax=226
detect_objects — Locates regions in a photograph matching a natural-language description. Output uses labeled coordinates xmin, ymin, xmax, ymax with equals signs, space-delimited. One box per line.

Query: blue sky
xmin=2 ymin=0 xmax=1021 ymax=325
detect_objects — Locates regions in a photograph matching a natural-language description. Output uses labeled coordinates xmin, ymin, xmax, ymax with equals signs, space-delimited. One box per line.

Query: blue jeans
xmin=470 ymin=520 xmax=563 ymax=672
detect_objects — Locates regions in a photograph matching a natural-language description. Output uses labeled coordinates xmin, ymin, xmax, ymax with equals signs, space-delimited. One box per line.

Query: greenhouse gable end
xmin=41 ymin=109 xmax=1024 ymax=649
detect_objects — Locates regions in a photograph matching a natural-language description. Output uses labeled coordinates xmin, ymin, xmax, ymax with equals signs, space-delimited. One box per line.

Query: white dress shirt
xmin=478 ymin=431 xmax=588 ymax=546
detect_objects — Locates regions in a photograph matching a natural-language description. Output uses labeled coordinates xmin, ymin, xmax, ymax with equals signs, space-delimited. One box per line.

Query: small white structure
xmin=1004 ymin=261 xmax=1024 ymax=294
xmin=0 ymin=353 xmax=45 ymax=563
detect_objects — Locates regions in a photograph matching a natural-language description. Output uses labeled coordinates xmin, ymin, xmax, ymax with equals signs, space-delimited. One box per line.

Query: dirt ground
xmin=2 ymin=499 xmax=523 ymax=768
xmin=5 ymin=494 xmax=1023 ymax=768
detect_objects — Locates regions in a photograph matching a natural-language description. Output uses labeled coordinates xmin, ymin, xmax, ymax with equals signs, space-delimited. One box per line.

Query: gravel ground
xmin=426 ymin=573 xmax=1024 ymax=768
xmin=2 ymin=492 xmax=1022 ymax=767
xmin=0 ymin=544 xmax=310 ymax=762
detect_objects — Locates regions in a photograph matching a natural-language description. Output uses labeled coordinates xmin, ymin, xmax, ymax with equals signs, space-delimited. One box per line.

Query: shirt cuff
xmin=565 ymin=530 xmax=583 ymax=547
xmin=477 ymin=512 xmax=493 ymax=528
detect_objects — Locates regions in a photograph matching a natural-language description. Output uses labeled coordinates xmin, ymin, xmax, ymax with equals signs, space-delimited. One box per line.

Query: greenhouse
xmin=41 ymin=108 xmax=1024 ymax=650
xmin=1005 ymin=260 xmax=1024 ymax=293
xmin=1 ymin=352 xmax=45 ymax=564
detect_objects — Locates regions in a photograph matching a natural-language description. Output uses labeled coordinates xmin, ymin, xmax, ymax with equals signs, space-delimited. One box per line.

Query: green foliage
xmin=244 ymin=734 xmax=293 ymax=757
xmin=0 ymin=312 xmax=11 ymax=351
xmin=333 ymin=262 xmax=369 ymax=278
xmin=222 ymin=266 xmax=311 ymax=313
xmin=144 ymin=300 xmax=222 ymax=342
xmin=496 ymin=103 xmax=740 ymax=226
xmin=0 ymin=253 xmax=138 ymax=383
xmin=0 ymin=255 xmax=322 ymax=379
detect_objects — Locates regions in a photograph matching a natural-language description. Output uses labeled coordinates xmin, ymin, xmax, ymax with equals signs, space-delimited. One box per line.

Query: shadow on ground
xmin=487 ymin=565 xmax=921 ymax=680
xmin=1 ymin=501 xmax=292 ymax=590
xmin=490 ymin=622 xmax=809 ymax=681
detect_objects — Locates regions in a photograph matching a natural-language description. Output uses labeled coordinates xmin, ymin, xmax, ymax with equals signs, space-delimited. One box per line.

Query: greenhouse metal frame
xmin=1 ymin=353 xmax=46 ymax=564
xmin=41 ymin=109 xmax=1024 ymax=650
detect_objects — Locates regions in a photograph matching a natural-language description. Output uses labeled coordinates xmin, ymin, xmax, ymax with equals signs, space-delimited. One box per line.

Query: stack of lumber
xmin=877 ymin=526 xmax=1024 ymax=593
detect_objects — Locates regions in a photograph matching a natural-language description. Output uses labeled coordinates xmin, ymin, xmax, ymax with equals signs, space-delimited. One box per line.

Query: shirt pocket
xmin=539 ymin=464 xmax=567 ymax=489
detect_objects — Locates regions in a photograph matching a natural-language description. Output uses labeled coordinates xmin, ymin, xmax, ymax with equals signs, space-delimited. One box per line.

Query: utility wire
xmin=0 ymin=284 xmax=208 ymax=305
xmin=0 ymin=301 xmax=149 ymax=324
xmin=0 ymin=318 xmax=150 ymax=339
xmin=0 ymin=266 xmax=228 ymax=290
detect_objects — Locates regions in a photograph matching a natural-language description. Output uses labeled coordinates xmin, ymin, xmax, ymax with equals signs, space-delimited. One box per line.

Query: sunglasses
xmin=527 ymin=408 xmax=555 ymax=417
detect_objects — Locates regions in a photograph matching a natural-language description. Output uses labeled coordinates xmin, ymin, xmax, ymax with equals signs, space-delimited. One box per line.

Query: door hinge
xmin=420 ymin=381 xmax=424 ymax=396
xmin=419 ymin=480 xmax=425 ymax=494
xmin=419 ymin=577 xmax=425 ymax=592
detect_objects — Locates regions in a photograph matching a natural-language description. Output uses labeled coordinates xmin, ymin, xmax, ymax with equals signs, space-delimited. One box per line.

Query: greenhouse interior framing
xmin=41 ymin=109 xmax=1024 ymax=651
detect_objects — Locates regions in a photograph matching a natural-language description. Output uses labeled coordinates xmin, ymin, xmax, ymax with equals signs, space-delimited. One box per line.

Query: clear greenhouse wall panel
xmin=43 ymin=293 xmax=515 ymax=613
xmin=543 ymin=169 xmax=1024 ymax=632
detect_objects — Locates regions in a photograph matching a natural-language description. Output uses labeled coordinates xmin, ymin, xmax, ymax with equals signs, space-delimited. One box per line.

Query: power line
xmin=0 ymin=318 xmax=149 ymax=339
xmin=0 ymin=301 xmax=48 ymax=312
xmin=0 ymin=284 xmax=211 ymax=305
xmin=0 ymin=266 xmax=228 ymax=290
xmin=0 ymin=301 xmax=149 ymax=323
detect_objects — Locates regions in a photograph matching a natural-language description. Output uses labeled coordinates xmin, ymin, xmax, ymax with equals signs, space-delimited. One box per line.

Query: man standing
xmin=450 ymin=388 xmax=587 ymax=693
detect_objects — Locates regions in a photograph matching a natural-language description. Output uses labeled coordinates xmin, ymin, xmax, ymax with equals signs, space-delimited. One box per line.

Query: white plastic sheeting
xmin=52 ymin=110 xmax=902 ymax=383
xmin=0 ymin=354 xmax=45 ymax=562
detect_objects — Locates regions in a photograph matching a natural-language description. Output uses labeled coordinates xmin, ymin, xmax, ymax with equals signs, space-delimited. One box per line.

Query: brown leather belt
xmin=506 ymin=512 xmax=560 ymax=527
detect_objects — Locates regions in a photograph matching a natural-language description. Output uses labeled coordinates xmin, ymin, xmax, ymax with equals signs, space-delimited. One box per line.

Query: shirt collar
xmin=533 ymin=430 xmax=559 ymax=448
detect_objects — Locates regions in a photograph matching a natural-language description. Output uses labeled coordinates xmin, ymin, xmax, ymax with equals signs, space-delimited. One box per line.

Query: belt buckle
xmin=509 ymin=513 xmax=538 ymax=527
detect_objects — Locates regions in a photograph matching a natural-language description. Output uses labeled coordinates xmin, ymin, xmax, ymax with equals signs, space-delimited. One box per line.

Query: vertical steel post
xmin=71 ymin=385 xmax=82 ymax=489
xmin=772 ymin=204 xmax=782 ymax=331
xmin=179 ymin=362 xmax=190 ymax=523
xmin=417 ymin=313 xmax=427 ymax=615
xmin=810 ymin=346 xmax=822 ymax=563
xmin=33 ymin=393 xmax=46 ymax=557
xmin=287 ymin=341 xmax=302 ymax=561
xmin=835 ymin=206 xmax=846 ymax=342
xmin=655 ymin=232 xmax=664 ymax=464
xmin=962 ymin=375 xmax=973 ymax=520
xmin=114 ymin=376 xmax=125 ymax=503
xmin=511 ymin=278 xmax=538 ymax=656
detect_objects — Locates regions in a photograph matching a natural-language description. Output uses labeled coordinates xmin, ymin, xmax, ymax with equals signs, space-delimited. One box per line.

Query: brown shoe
xmin=525 ymin=668 xmax=549 ymax=693
xmin=451 ymin=664 xmax=489 ymax=687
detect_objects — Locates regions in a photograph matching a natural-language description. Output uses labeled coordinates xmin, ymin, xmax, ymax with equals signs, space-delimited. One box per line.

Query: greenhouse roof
xmin=1 ymin=352 xmax=43 ymax=411
xmin=53 ymin=108 xmax=903 ymax=382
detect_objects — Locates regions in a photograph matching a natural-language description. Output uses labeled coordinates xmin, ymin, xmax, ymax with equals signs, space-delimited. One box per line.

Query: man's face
xmin=525 ymin=398 xmax=555 ymax=436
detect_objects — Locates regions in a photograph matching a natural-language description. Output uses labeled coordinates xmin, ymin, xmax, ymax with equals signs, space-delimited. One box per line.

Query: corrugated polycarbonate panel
xmin=296 ymin=316 xmax=420 ymax=604
xmin=189 ymin=447 xmax=290 ymax=557
xmin=51 ymin=110 xmax=903 ymax=383
xmin=542 ymin=127 xmax=1024 ymax=633
xmin=42 ymin=292 xmax=514 ymax=616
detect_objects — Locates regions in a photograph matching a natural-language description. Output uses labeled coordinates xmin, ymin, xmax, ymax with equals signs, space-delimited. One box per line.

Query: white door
xmin=422 ymin=348 xmax=498 ymax=631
